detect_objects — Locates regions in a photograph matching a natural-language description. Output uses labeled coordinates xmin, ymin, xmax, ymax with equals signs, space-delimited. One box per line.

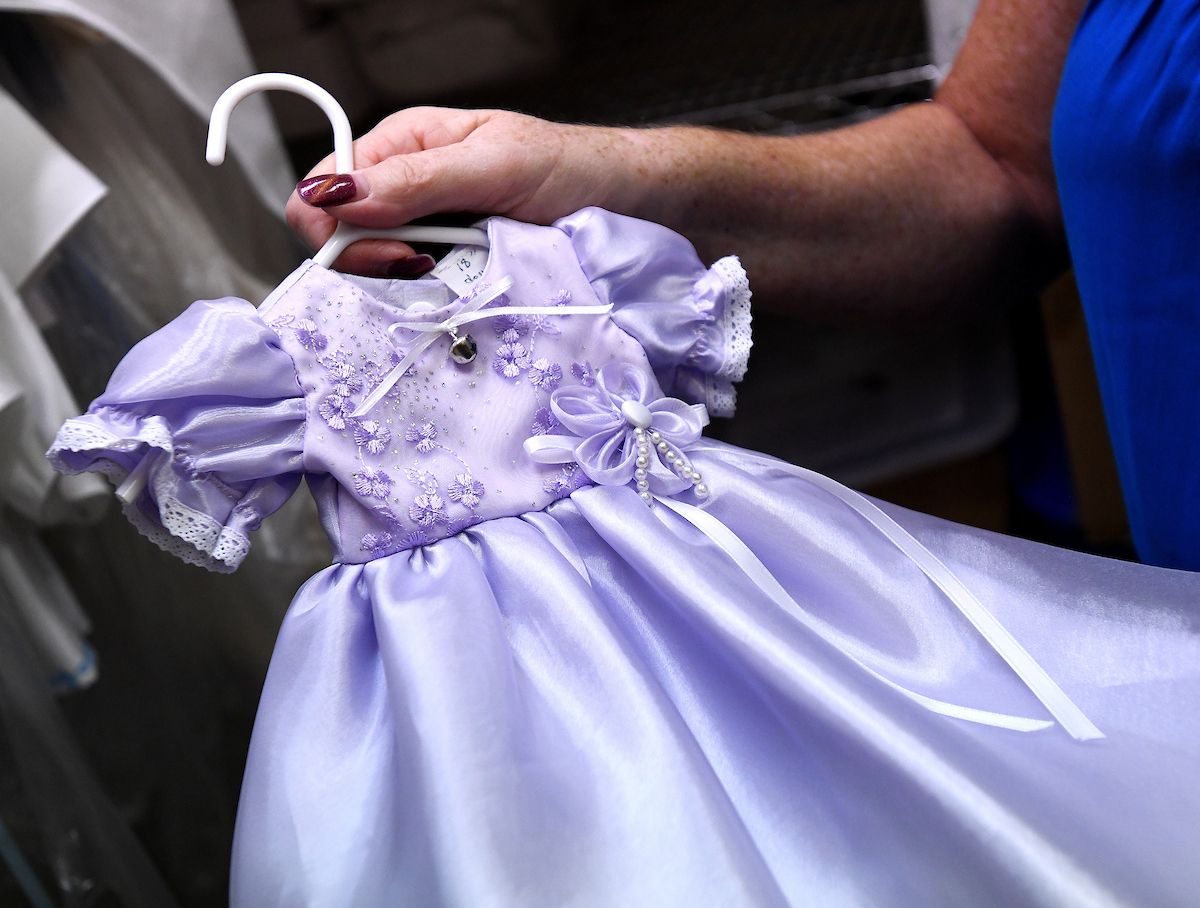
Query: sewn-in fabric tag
xmin=430 ymin=244 xmax=489 ymax=296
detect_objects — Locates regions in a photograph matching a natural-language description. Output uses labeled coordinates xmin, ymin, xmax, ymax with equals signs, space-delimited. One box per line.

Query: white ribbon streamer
xmin=401 ymin=303 xmax=614 ymax=330
xmin=653 ymin=477 xmax=1103 ymax=742
xmin=351 ymin=277 xmax=613 ymax=418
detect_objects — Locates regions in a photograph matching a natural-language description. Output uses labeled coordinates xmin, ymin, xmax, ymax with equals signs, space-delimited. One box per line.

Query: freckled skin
xmin=288 ymin=0 xmax=1085 ymax=322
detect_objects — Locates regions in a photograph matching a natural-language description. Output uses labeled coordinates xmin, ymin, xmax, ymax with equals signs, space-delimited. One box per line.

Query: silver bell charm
xmin=449 ymin=332 xmax=477 ymax=365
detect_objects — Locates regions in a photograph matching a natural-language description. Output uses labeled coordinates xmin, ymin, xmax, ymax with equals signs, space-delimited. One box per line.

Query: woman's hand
xmin=286 ymin=108 xmax=639 ymax=276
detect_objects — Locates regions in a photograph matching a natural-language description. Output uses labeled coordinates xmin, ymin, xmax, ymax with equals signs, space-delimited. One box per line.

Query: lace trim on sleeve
xmin=138 ymin=496 xmax=249 ymax=574
xmin=48 ymin=417 xmax=175 ymax=460
xmin=706 ymin=256 xmax=753 ymax=418
xmin=47 ymin=417 xmax=251 ymax=573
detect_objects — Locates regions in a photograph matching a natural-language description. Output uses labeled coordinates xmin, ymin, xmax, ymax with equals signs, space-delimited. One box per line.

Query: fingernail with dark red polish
xmin=296 ymin=173 xmax=358 ymax=207
xmin=386 ymin=254 xmax=436 ymax=278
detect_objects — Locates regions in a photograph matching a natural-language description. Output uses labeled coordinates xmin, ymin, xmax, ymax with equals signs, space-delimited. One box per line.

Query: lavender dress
xmin=48 ymin=209 xmax=1200 ymax=907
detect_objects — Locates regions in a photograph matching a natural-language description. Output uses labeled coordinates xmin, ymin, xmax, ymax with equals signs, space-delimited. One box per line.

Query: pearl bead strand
xmin=633 ymin=426 xmax=653 ymax=503
xmin=649 ymin=429 xmax=708 ymax=500
xmin=621 ymin=398 xmax=709 ymax=506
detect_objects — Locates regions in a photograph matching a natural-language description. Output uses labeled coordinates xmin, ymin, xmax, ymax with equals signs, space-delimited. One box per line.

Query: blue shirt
xmin=1053 ymin=0 xmax=1200 ymax=570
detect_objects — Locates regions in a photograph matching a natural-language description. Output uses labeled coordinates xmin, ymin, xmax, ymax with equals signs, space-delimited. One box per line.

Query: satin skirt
xmin=231 ymin=440 xmax=1200 ymax=907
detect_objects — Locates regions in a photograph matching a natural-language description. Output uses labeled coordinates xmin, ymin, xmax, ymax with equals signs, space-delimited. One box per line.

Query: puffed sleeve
xmin=45 ymin=298 xmax=307 ymax=573
xmin=555 ymin=207 xmax=752 ymax=417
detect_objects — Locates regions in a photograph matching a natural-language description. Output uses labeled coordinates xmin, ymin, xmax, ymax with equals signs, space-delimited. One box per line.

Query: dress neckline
xmin=258 ymin=216 xmax=503 ymax=319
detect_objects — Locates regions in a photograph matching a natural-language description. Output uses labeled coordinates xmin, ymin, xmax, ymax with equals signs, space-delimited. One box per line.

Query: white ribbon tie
xmin=351 ymin=276 xmax=612 ymax=418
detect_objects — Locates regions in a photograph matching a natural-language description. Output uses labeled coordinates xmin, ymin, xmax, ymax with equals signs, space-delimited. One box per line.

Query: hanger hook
xmin=206 ymin=72 xmax=489 ymax=271
xmin=207 ymin=73 xmax=354 ymax=172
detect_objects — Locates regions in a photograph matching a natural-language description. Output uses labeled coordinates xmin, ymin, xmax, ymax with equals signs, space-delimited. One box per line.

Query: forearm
xmin=594 ymin=103 xmax=1066 ymax=320
xmin=292 ymin=0 xmax=1078 ymax=302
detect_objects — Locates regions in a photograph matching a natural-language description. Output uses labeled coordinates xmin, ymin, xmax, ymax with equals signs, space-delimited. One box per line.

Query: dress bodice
xmin=47 ymin=208 xmax=750 ymax=570
xmin=266 ymin=217 xmax=731 ymax=561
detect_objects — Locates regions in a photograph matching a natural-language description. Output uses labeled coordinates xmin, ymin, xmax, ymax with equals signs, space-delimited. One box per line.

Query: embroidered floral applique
xmin=494 ymin=342 xmax=532 ymax=379
xmin=319 ymin=350 xmax=355 ymax=379
xmin=527 ymin=359 xmax=562 ymax=391
xmin=319 ymin=394 xmax=353 ymax=430
xmin=295 ymin=318 xmax=328 ymax=351
xmin=527 ymin=290 xmax=571 ymax=337
xmin=530 ymin=406 xmax=559 ymax=436
xmin=362 ymin=358 xmax=385 ymax=387
xmin=318 ymin=350 xmax=363 ymax=397
xmin=409 ymin=493 xmax=446 ymax=526
xmin=446 ymin=473 xmax=485 ymax=508
xmin=353 ymin=468 xmax=393 ymax=500
xmin=379 ymin=433 xmax=488 ymax=535
xmin=404 ymin=422 xmax=439 ymax=454
xmin=354 ymin=420 xmax=392 ymax=456
xmin=571 ymin=361 xmax=595 ymax=387
xmin=492 ymin=314 xmax=529 ymax=338
xmin=543 ymin=463 xmax=588 ymax=498
xmin=459 ymin=283 xmax=507 ymax=309
xmin=361 ymin=353 xmax=414 ymax=406
xmin=402 ymin=528 xmax=431 ymax=548
xmin=270 ymin=313 xmax=334 ymax=358
xmin=361 ymin=532 xmax=395 ymax=558
xmin=529 ymin=314 xmax=560 ymax=336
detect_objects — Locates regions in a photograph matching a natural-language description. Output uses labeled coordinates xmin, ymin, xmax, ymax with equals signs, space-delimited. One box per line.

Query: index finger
xmin=286 ymin=107 xmax=491 ymax=252
xmin=299 ymin=107 xmax=492 ymax=179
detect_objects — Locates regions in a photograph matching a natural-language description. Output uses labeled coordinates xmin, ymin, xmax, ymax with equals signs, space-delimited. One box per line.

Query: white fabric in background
xmin=0 ymin=262 xmax=104 ymax=691
xmin=0 ymin=521 xmax=96 ymax=691
xmin=0 ymin=86 xmax=105 ymax=287
xmin=0 ymin=268 xmax=107 ymax=524
xmin=0 ymin=93 xmax=105 ymax=690
xmin=0 ymin=0 xmax=296 ymax=213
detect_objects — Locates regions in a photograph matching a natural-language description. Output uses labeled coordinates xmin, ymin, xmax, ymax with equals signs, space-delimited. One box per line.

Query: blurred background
xmin=0 ymin=1 xmax=1129 ymax=905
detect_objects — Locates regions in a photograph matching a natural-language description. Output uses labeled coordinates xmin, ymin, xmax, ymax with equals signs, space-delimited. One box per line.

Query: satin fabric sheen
xmin=44 ymin=208 xmax=1200 ymax=906
xmin=233 ymin=440 xmax=1200 ymax=907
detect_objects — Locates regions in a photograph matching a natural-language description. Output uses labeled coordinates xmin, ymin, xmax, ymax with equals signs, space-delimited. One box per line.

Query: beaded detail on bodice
xmin=263 ymin=214 xmax=747 ymax=563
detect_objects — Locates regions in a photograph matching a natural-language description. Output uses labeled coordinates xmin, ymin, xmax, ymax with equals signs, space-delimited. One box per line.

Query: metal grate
xmin=503 ymin=0 xmax=932 ymax=131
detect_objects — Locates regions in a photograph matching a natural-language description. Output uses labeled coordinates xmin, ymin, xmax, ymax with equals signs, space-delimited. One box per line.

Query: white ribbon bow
xmin=351 ymin=276 xmax=612 ymax=418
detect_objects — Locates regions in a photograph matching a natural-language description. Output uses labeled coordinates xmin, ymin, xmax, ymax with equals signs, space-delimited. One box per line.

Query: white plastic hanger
xmin=205 ymin=73 xmax=489 ymax=268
